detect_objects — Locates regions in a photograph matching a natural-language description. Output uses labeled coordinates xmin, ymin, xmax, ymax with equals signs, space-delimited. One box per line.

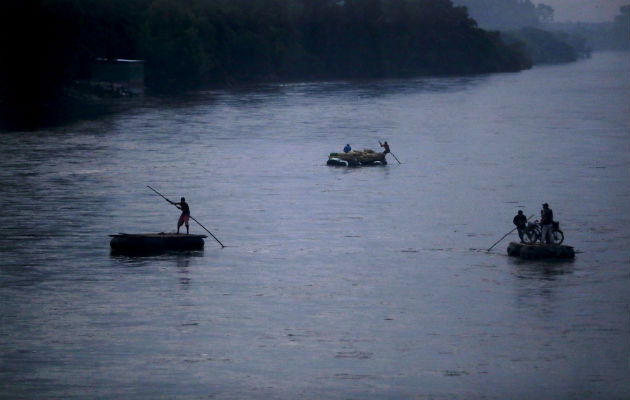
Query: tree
xmin=536 ymin=4 xmax=554 ymax=24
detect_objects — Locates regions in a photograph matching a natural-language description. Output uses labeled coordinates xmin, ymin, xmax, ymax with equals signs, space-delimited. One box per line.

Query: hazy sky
xmin=539 ymin=0 xmax=629 ymax=22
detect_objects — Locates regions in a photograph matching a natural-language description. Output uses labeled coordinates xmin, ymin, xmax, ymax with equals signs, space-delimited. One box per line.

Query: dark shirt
xmin=179 ymin=201 xmax=190 ymax=215
xmin=540 ymin=208 xmax=553 ymax=225
xmin=513 ymin=214 xmax=527 ymax=227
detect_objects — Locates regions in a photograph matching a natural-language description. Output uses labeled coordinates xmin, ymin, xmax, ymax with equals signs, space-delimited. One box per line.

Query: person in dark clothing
xmin=540 ymin=203 xmax=554 ymax=244
xmin=380 ymin=141 xmax=390 ymax=154
xmin=513 ymin=210 xmax=527 ymax=243
xmin=170 ymin=197 xmax=191 ymax=234
xmin=343 ymin=144 xmax=352 ymax=153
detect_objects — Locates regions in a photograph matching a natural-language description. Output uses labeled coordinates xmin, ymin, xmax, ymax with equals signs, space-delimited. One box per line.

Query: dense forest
xmin=454 ymin=0 xmax=629 ymax=56
xmin=547 ymin=6 xmax=630 ymax=52
xmin=501 ymin=27 xmax=584 ymax=65
xmin=452 ymin=0 xmax=554 ymax=30
xmin=0 ymin=0 xmax=535 ymax=129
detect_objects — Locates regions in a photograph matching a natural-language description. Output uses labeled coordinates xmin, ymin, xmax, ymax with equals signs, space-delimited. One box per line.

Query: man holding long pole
xmin=171 ymin=197 xmax=190 ymax=235
xmin=379 ymin=140 xmax=401 ymax=164
xmin=487 ymin=213 xmax=534 ymax=252
xmin=513 ymin=210 xmax=527 ymax=243
xmin=147 ymin=185 xmax=225 ymax=248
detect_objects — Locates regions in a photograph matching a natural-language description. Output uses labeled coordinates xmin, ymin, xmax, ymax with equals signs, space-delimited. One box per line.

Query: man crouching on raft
xmin=170 ymin=197 xmax=190 ymax=234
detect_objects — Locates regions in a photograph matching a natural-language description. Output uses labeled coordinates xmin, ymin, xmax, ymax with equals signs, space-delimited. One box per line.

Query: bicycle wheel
xmin=552 ymin=229 xmax=564 ymax=245
xmin=523 ymin=229 xmax=538 ymax=244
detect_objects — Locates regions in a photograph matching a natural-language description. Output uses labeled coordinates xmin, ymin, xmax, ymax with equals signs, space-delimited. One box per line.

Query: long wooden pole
xmin=486 ymin=214 xmax=534 ymax=252
xmin=147 ymin=185 xmax=225 ymax=248
xmin=390 ymin=152 xmax=401 ymax=164
xmin=379 ymin=140 xmax=401 ymax=164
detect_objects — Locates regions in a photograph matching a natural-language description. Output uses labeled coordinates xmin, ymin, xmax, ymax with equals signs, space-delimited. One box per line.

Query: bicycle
xmin=522 ymin=220 xmax=564 ymax=245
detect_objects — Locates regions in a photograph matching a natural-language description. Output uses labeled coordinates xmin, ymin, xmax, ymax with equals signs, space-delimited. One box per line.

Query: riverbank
xmin=1 ymin=0 xmax=533 ymax=131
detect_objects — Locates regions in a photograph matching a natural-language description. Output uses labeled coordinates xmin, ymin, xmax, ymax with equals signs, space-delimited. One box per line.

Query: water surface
xmin=1 ymin=52 xmax=628 ymax=399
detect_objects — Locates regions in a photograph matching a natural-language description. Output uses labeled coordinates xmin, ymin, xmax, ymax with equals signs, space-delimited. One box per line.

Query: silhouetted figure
xmin=343 ymin=144 xmax=351 ymax=153
xmin=170 ymin=197 xmax=191 ymax=234
xmin=513 ymin=210 xmax=527 ymax=243
xmin=540 ymin=203 xmax=554 ymax=244
xmin=380 ymin=141 xmax=390 ymax=154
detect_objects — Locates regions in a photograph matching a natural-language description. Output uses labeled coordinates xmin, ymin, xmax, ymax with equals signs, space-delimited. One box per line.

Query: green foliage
xmin=140 ymin=0 xmax=211 ymax=89
xmin=1 ymin=0 xmax=535 ymax=128
xmin=0 ymin=0 xmax=85 ymax=127
xmin=550 ymin=6 xmax=630 ymax=51
xmin=502 ymin=28 xmax=581 ymax=65
xmin=452 ymin=0 xmax=546 ymax=30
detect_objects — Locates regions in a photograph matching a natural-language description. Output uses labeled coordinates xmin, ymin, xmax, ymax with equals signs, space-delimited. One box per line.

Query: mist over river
xmin=1 ymin=52 xmax=628 ymax=399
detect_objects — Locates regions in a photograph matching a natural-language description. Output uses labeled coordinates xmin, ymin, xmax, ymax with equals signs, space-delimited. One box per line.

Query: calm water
xmin=1 ymin=52 xmax=628 ymax=399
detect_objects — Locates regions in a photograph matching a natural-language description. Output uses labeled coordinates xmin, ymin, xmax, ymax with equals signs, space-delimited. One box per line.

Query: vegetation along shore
xmin=1 ymin=0 xmax=627 ymax=130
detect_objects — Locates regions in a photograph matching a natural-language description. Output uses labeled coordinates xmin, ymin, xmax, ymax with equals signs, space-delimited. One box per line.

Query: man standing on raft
xmin=380 ymin=140 xmax=390 ymax=154
xmin=540 ymin=203 xmax=554 ymax=244
xmin=513 ymin=210 xmax=527 ymax=243
xmin=170 ymin=197 xmax=191 ymax=234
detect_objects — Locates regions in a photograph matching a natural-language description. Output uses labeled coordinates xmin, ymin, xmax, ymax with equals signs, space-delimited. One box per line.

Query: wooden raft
xmin=507 ymin=242 xmax=575 ymax=260
xmin=110 ymin=233 xmax=207 ymax=252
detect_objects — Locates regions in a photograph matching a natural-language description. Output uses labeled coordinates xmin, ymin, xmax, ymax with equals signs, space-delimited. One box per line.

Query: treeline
xmin=453 ymin=0 xmax=554 ymax=30
xmin=454 ymin=0 xmax=629 ymax=62
xmin=502 ymin=28 xmax=588 ymax=65
xmin=452 ymin=0 xmax=586 ymax=64
xmin=546 ymin=6 xmax=630 ymax=52
xmin=0 ymin=0 xmax=533 ymax=129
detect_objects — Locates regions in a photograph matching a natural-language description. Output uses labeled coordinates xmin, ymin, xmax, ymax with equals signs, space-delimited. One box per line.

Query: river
xmin=1 ymin=52 xmax=628 ymax=399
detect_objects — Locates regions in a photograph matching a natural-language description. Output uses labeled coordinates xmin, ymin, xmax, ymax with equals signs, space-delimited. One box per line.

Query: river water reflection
xmin=1 ymin=52 xmax=628 ymax=399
